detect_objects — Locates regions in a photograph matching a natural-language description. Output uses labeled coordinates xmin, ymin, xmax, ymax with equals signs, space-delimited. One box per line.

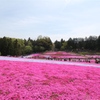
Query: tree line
xmin=0 ymin=36 xmax=52 ymax=56
xmin=0 ymin=35 xmax=100 ymax=56
xmin=54 ymin=36 xmax=100 ymax=52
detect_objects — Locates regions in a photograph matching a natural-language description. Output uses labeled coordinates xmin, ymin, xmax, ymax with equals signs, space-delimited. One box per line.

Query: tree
xmin=54 ymin=40 xmax=61 ymax=51
xmin=97 ymin=36 xmax=100 ymax=51
xmin=13 ymin=39 xmax=21 ymax=56
xmin=67 ymin=38 xmax=74 ymax=50
xmin=34 ymin=36 xmax=53 ymax=52
xmin=24 ymin=46 xmax=32 ymax=54
xmin=1 ymin=37 xmax=8 ymax=56
xmin=61 ymin=42 xmax=67 ymax=51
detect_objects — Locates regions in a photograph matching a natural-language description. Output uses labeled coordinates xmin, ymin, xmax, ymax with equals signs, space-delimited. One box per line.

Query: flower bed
xmin=0 ymin=60 xmax=100 ymax=100
xmin=29 ymin=51 xmax=84 ymax=61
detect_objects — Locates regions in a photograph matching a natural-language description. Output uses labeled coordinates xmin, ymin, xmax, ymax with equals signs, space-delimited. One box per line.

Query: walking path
xmin=0 ymin=56 xmax=100 ymax=68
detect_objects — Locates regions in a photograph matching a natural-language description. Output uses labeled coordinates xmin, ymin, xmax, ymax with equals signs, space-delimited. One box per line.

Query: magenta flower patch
xmin=0 ymin=60 xmax=100 ymax=100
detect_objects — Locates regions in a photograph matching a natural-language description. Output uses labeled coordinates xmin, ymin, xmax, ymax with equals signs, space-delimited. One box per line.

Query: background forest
xmin=0 ymin=35 xmax=100 ymax=56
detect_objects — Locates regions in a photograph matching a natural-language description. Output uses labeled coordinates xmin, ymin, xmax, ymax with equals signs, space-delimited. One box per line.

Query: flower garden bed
xmin=0 ymin=60 xmax=100 ymax=100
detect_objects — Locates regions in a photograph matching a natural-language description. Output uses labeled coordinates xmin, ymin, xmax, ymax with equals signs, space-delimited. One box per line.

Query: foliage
xmin=0 ymin=36 xmax=53 ymax=56
xmin=32 ymin=36 xmax=52 ymax=52
xmin=24 ymin=46 xmax=32 ymax=54
xmin=54 ymin=36 xmax=100 ymax=52
xmin=0 ymin=35 xmax=100 ymax=56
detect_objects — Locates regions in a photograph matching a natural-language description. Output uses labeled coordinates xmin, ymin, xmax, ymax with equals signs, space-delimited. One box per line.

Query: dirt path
xmin=0 ymin=56 xmax=100 ymax=68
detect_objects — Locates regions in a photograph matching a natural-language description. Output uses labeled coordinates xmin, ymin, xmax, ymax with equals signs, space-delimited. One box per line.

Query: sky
xmin=0 ymin=0 xmax=100 ymax=42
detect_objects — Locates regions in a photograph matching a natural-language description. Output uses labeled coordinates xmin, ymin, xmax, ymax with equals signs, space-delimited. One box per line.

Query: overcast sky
xmin=0 ymin=0 xmax=100 ymax=42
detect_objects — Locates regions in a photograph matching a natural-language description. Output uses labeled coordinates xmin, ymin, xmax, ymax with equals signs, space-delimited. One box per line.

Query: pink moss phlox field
xmin=30 ymin=51 xmax=79 ymax=59
xmin=43 ymin=51 xmax=78 ymax=57
xmin=0 ymin=60 xmax=100 ymax=100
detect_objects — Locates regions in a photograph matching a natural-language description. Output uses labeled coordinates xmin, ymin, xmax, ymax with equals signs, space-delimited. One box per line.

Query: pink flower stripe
xmin=27 ymin=51 xmax=79 ymax=58
xmin=0 ymin=60 xmax=100 ymax=100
